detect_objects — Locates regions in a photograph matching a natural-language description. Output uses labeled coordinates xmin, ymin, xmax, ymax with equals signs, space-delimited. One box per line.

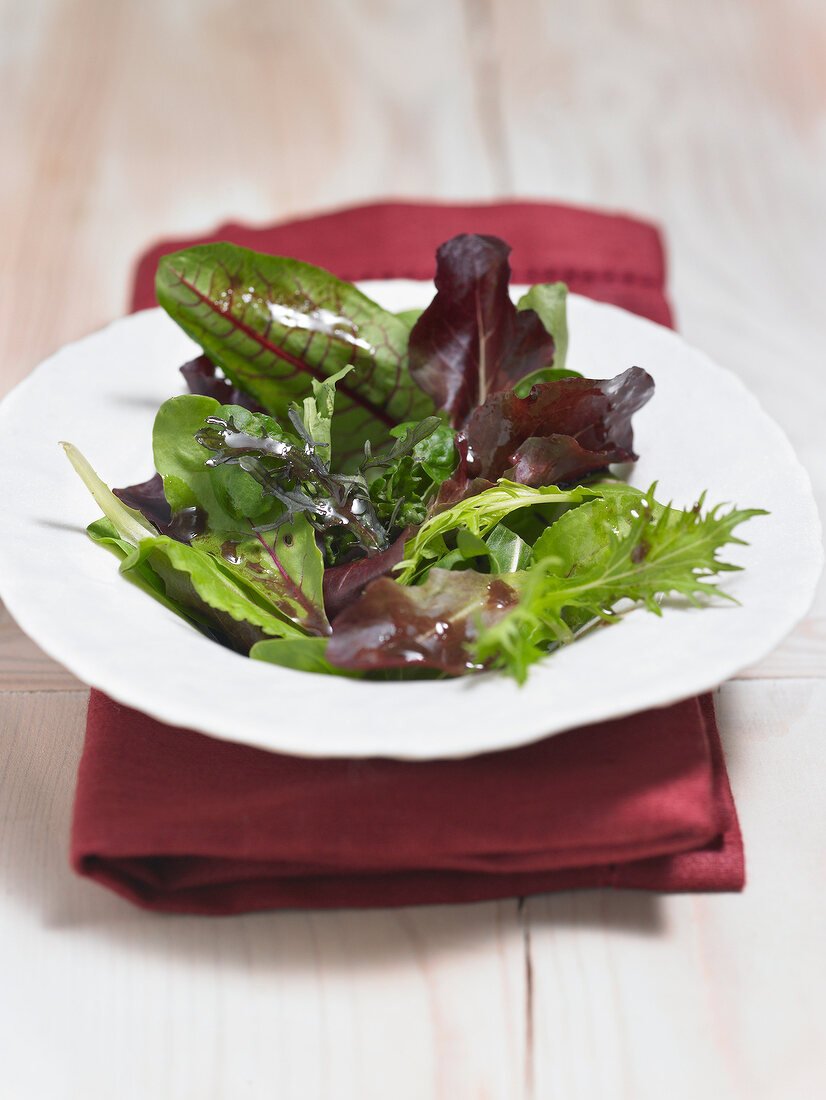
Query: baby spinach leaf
xmin=154 ymin=395 xmax=272 ymax=528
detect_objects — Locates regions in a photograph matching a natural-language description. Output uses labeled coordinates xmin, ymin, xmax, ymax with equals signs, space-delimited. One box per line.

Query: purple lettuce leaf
xmin=462 ymin=366 xmax=655 ymax=485
xmin=322 ymin=531 xmax=408 ymax=621
xmin=325 ymin=568 xmax=525 ymax=675
xmin=508 ymin=435 xmax=626 ymax=487
xmin=113 ymin=473 xmax=171 ymax=530
xmin=180 ymin=354 xmax=265 ymax=412
xmin=408 ymin=235 xmax=557 ymax=427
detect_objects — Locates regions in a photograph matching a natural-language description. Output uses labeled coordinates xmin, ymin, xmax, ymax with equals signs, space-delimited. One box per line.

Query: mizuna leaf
xmin=407 ymin=235 xmax=558 ymax=427
xmin=156 ymin=243 xmax=434 ymax=468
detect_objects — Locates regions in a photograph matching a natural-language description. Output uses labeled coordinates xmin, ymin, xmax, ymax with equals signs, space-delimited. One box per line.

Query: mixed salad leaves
xmin=64 ymin=233 xmax=763 ymax=682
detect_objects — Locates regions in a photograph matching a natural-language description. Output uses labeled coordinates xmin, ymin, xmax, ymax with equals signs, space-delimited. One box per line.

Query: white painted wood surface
xmin=0 ymin=1 xmax=824 ymax=1097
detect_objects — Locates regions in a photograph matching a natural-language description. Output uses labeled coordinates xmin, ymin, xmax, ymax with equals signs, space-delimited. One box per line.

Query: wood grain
xmin=526 ymin=680 xmax=826 ymax=1100
xmin=1 ymin=0 xmax=825 ymax=1097
xmin=0 ymin=692 xmax=529 ymax=1100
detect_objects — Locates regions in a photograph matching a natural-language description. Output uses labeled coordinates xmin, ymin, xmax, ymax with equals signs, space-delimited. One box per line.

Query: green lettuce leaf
xmin=126 ymin=535 xmax=309 ymax=646
xmin=152 ymin=394 xmax=329 ymax=634
xmin=64 ymin=441 xmax=324 ymax=645
xmin=395 ymin=480 xmax=599 ymax=584
xmin=513 ymin=282 xmax=574 ymax=395
xmin=87 ymin=517 xmax=186 ymax=617
xmin=88 ymin=517 xmax=281 ymax=651
xmin=250 ymin=636 xmax=361 ymax=677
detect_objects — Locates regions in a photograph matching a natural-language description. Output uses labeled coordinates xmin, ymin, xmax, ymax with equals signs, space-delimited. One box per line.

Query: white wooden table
xmin=1 ymin=2 xmax=824 ymax=1096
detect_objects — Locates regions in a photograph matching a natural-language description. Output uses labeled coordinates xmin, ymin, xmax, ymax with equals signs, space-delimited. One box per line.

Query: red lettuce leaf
xmin=113 ymin=473 xmax=170 ymax=530
xmin=462 ymin=366 xmax=655 ymax=485
xmin=180 ymin=354 xmax=265 ymax=413
xmin=322 ymin=531 xmax=408 ymax=620
xmin=429 ymin=436 xmax=494 ymax=510
xmin=325 ymin=568 xmax=524 ymax=675
xmin=112 ymin=472 xmax=207 ymax=543
xmin=508 ymin=435 xmax=626 ymax=486
xmin=408 ymin=235 xmax=556 ymax=427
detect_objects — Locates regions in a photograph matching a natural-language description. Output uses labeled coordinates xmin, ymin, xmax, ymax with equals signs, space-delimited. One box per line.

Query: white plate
xmin=0 ymin=286 xmax=821 ymax=759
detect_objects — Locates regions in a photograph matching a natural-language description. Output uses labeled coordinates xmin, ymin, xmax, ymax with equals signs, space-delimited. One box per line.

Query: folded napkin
xmin=71 ymin=200 xmax=744 ymax=913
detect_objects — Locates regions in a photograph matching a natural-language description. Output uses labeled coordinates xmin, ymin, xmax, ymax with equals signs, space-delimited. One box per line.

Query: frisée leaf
xmin=471 ymin=486 xmax=767 ymax=682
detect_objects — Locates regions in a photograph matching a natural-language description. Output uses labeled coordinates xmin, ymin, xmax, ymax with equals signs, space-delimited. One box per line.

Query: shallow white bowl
xmin=0 ymin=286 xmax=820 ymax=758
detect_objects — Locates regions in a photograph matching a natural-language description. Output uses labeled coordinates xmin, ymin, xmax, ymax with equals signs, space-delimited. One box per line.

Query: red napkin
xmin=71 ymin=200 xmax=744 ymax=913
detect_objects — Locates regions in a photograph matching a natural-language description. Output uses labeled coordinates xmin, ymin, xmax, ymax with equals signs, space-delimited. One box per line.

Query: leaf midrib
xmin=174 ymin=269 xmax=398 ymax=429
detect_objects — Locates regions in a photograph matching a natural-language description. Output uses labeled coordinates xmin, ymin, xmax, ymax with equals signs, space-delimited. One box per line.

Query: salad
xmin=65 ymin=233 xmax=763 ymax=682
